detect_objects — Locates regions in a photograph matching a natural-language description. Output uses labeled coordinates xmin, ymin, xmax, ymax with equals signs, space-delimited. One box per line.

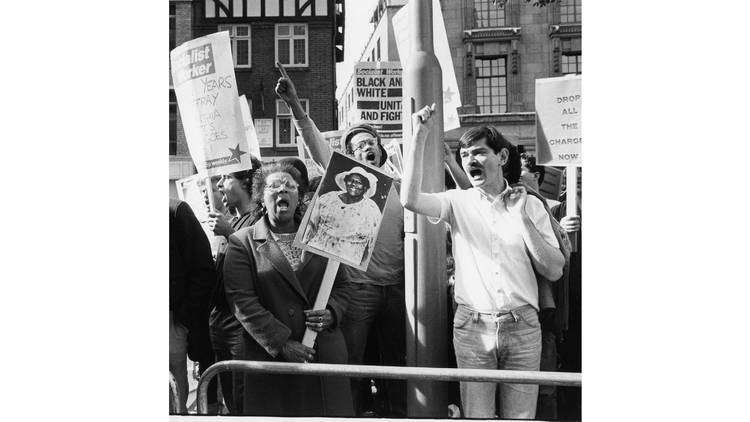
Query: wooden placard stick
xmin=302 ymin=259 xmax=341 ymax=347
xmin=566 ymin=166 xmax=578 ymax=252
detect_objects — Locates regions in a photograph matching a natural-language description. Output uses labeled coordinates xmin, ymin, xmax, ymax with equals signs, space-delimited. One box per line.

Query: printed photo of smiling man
xmin=297 ymin=152 xmax=393 ymax=271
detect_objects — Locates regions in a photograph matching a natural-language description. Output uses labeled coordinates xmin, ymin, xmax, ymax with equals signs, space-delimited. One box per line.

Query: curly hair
xmin=520 ymin=152 xmax=545 ymax=186
xmin=250 ymin=162 xmax=308 ymax=224
xmin=458 ymin=125 xmax=521 ymax=184
xmin=228 ymin=155 xmax=263 ymax=197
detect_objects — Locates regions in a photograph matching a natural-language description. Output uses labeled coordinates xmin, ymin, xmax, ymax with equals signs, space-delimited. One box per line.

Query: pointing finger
xmin=276 ymin=61 xmax=290 ymax=79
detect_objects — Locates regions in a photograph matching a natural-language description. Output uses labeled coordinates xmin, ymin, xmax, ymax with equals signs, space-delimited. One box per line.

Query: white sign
xmin=392 ymin=0 xmax=462 ymax=131
xmin=353 ymin=61 xmax=403 ymax=139
xmin=170 ymin=31 xmax=254 ymax=176
xmin=238 ymin=94 xmax=261 ymax=159
xmin=254 ymin=118 xmax=274 ymax=147
xmin=535 ymin=75 xmax=582 ymax=167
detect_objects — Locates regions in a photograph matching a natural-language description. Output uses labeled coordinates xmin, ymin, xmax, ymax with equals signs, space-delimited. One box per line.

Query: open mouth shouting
xmin=467 ymin=166 xmax=485 ymax=183
xmin=275 ymin=197 xmax=291 ymax=213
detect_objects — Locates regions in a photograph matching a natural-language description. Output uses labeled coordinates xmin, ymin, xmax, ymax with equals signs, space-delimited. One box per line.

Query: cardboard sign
xmin=174 ymin=174 xmax=227 ymax=257
xmin=352 ymin=62 xmax=403 ymax=139
xmin=295 ymin=152 xmax=394 ymax=271
xmin=296 ymin=136 xmax=325 ymax=179
xmin=392 ymin=0 xmax=462 ymax=131
xmin=535 ymin=75 xmax=582 ymax=167
xmin=254 ymin=118 xmax=273 ymax=147
xmin=170 ymin=31 xmax=255 ymax=176
xmin=238 ymin=94 xmax=261 ymax=159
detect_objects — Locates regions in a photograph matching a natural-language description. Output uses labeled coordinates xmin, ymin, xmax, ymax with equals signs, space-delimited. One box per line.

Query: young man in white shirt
xmin=401 ymin=105 xmax=565 ymax=419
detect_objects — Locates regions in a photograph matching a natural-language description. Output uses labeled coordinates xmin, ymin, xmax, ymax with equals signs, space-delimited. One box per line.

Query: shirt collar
xmin=477 ymin=178 xmax=512 ymax=205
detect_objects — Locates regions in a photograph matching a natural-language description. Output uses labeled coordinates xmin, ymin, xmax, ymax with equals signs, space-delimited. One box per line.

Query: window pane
xmin=236 ymin=39 xmax=249 ymax=65
xmin=219 ymin=25 xmax=230 ymax=33
xmin=236 ymin=26 xmax=249 ymax=37
xmin=278 ymin=118 xmax=292 ymax=144
xmin=277 ymin=24 xmax=290 ymax=36
xmin=277 ymin=100 xmax=291 ymax=115
xmin=293 ymin=39 xmax=306 ymax=64
xmin=278 ymin=39 xmax=290 ymax=64
xmin=294 ymin=24 xmax=306 ymax=36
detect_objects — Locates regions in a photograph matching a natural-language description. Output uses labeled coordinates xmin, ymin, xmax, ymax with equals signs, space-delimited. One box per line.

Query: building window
xmin=561 ymin=38 xmax=582 ymax=74
xmin=559 ymin=0 xmax=582 ymax=24
xmin=169 ymin=90 xmax=178 ymax=155
xmin=276 ymin=24 xmax=308 ymax=67
xmin=276 ymin=99 xmax=308 ymax=147
xmin=376 ymin=39 xmax=381 ymax=61
xmin=169 ymin=4 xmax=176 ymax=51
xmin=474 ymin=0 xmax=506 ymax=28
xmin=219 ymin=24 xmax=251 ymax=68
xmin=475 ymin=55 xmax=507 ymax=114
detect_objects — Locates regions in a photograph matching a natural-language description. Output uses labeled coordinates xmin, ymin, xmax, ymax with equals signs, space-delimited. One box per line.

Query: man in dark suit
xmin=169 ymin=198 xmax=217 ymax=413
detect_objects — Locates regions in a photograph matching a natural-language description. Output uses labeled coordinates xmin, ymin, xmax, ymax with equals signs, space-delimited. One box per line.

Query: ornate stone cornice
xmin=463 ymin=27 xmax=522 ymax=42
xmin=458 ymin=112 xmax=535 ymax=126
xmin=549 ymin=23 xmax=582 ymax=38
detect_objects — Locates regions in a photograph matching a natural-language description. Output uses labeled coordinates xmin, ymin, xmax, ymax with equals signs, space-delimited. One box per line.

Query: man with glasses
xmin=275 ymin=63 xmax=406 ymax=417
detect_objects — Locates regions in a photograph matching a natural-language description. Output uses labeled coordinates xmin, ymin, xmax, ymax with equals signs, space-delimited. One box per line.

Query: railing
xmin=196 ymin=360 xmax=582 ymax=415
xmin=169 ymin=371 xmax=185 ymax=414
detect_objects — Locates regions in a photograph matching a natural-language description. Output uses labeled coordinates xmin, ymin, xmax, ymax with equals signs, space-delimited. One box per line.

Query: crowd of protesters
xmin=168 ymin=67 xmax=582 ymax=419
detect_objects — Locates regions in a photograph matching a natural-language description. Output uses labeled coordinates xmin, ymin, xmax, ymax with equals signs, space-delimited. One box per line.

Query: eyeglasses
xmin=264 ymin=179 xmax=298 ymax=193
xmin=351 ymin=138 xmax=378 ymax=152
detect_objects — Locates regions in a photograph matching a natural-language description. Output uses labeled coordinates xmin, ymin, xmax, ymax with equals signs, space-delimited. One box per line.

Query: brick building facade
xmin=336 ymin=0 xmax=581 ymax=154
xmin=169 ymin=0 xmax=345 ymax=198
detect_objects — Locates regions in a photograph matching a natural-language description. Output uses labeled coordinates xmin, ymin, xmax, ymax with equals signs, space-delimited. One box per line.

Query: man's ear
xmin=533 ymin=171 xmax=541 ymax=181
xmin=498 ymin=148 xmax=509 ymax=165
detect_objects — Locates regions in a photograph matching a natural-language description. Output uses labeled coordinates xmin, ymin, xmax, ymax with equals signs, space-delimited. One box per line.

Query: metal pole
xmin=402 ymin=0 xmax=448 ymax=417
xmin=196 ymin=361 xmax=582 ymax=415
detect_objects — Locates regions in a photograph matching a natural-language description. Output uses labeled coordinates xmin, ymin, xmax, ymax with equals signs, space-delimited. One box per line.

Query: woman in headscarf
xmin=223 ymin=162 xmax=354 ymax=417
xmin=302 ymin=166 xmax=382 ymax=267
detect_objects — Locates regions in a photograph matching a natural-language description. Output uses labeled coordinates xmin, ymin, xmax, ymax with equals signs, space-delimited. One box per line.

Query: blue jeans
xmin=453 ymin=304 xmax=541 ymax=419
xmin=341 ymin=282 xmax=406 ymax=416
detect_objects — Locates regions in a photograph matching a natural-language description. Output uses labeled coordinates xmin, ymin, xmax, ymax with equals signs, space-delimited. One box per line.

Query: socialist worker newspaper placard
xmin=170 ymin=31 xmax=254 ymax=176
xmin=535 ymin=75 xmax=582 ymax=167
xmin=352 ymin=62 xmax=403 ymax=139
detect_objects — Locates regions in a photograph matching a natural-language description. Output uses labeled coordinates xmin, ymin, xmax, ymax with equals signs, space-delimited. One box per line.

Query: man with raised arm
xmin=275 ymin=63 xmax=406 ymax=417
xmin=401 ymin=105 xmax=565 ymax=420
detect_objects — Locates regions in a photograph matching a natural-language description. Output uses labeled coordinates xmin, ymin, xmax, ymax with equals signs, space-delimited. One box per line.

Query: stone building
xmin=169 ymin=0 xmax=345 ymax=198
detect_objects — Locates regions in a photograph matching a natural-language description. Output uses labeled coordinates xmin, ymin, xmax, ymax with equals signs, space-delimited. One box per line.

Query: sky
xmin=336 ymin=0 xmax=381 ymax=99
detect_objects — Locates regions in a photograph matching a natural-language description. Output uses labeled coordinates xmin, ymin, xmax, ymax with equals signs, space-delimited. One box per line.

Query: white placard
xmin=170 ymin=31 xmax=254 ymax=176
xmin=535 ymin=75 xmax=582 ymax=167
xmin=238 ymin=94 xmax=261 ymax=159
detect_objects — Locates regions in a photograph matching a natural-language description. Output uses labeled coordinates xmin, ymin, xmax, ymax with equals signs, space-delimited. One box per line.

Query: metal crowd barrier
xmin=196 ymin=360 xmax=582 ymax=415
xmin=169 ymin=371 xmax=185 ymax=414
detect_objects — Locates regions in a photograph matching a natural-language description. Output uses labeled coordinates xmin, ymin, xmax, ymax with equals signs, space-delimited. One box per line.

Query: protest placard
xmin=352 ymin=62 xmax=403 ymax=140
xmin=170 ymin=31 xmax=254 ymax=176
xmin=535 ymin=75 xmax=582 ymax=167
xmin=295 ymin=151 xmax=393 ymax=272
xmin=296 ymin=136 xmax=325 ymax=179
xmin=254 ymin=118 xmax=273 ymax=147
xmin=175 ymin=174 xmax=225 ymax=257
xmin=238 ymin=94 xmax=261 ymax=159
xmin=392 ymin=0 xmax=462 ymax=131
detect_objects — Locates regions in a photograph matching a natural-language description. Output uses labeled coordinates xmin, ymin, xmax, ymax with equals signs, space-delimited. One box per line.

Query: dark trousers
xmin=209 ymin=313 xmax=247 ymax=415
xmin=341 ymin=283 xmax=407 ymax=417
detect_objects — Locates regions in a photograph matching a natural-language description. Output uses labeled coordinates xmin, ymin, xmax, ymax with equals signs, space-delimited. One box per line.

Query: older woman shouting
xmin=223 ymin=162 xmax=353 ymax=417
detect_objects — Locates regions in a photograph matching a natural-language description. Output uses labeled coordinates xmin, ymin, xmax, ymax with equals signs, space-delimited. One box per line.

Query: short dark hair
xmin=228 ymin=155 xmax=263 ymax=196
xmin=520 ymin=152 xmax=545 ymax=186
xmin=278 ymin=157 xmax=310 ymax=193
xmin=457 ymin=126 xmax=521 ymax=184
xmin=250 ymin=162 xmax=307 ymax=223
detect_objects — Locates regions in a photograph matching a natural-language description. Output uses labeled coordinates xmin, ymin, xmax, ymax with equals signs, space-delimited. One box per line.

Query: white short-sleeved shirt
xmin=430 ymin=182 xmax=558 ymax=312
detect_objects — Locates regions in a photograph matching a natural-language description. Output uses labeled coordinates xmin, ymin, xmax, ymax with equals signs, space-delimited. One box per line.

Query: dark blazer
xmin=169 ymin=199 xmax=217 ymax=331
xmin=224 ymin=216 xmax=354 ymax=417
